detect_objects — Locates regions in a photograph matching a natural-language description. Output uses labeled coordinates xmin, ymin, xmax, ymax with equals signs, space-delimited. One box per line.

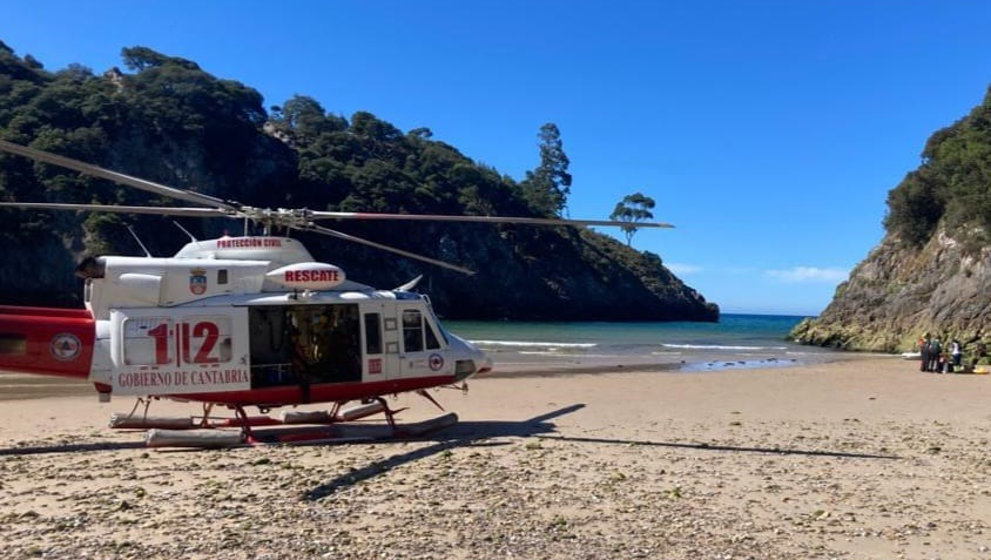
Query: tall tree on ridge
xmin=610 ymin=192 xmax=656 ymax=246
xmin=522 ymin=123 xmax=572 ymax=216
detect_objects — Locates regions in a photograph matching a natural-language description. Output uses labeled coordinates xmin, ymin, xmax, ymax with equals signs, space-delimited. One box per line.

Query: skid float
xmin=109 ymin=398 xmax=458 ymax=448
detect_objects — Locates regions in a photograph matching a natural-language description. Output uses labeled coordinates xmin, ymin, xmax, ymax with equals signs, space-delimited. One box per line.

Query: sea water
xmin=444 ymin=314 xmax=841 ymax=374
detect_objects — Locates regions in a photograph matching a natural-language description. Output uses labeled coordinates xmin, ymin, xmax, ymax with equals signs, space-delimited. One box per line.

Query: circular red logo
xmin=50 ymin=333 xmax=82 ymax=361
xmin=428 ymin=353 xmax=444 ymax=371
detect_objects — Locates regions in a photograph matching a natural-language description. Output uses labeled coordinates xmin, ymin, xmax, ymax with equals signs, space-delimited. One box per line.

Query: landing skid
xmin=144 ymin=412 xmax=459 ymax=448
xmin=108 ymin=398 xmax=457 ymax=449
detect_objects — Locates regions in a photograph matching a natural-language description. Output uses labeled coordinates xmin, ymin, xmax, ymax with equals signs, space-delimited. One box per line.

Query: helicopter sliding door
xmin=361 ymin=301 xmax=400 ymax=382
xmin=247 ymin=307 xmax=292 ymax=387
xmin=107 ymin=307 xmax=250 ymax=396
xmin=360 ymin=308 xmax=390 ymax=381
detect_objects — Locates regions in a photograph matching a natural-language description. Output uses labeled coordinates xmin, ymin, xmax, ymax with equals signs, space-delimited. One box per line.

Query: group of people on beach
xmin=918 ymin=334 xmax=986 ymax=373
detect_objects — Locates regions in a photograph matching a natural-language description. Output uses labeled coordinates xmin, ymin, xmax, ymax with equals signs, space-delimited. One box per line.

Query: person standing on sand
xmin=929 ymin=338 xmax=942 ymax=373
xmin=920 ymin=334 xmax=931 ymax=372
xmin=951 ymin=339 xmax=962 ymax=371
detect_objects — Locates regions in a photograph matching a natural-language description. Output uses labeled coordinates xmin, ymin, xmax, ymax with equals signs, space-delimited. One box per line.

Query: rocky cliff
xmin=792 ymin=85 xmax=991 ymax=352
xmin=791 ymin=230 xmax=991 ymax=351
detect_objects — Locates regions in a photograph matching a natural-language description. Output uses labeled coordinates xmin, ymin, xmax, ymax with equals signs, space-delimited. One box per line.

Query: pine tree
xmin=522 ymin=123 xmax=572 ymax=216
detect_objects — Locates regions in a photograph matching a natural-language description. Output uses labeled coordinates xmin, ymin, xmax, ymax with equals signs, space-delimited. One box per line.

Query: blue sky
xmin=3 ymin=1 xmax=991 ymax=315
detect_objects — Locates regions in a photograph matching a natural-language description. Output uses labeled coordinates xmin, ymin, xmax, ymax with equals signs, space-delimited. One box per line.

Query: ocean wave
xmin=661 ymin=343 xmax=789 ymax=351
xmin=516 ymin=352 xmax=627 ymax=358
xmin=470 ymin=340 xmax=598 ymax=349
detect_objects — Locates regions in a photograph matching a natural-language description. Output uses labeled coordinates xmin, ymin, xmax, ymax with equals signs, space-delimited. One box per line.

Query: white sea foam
xmin=471 ymin=340 xmax=598 ymax=349
xmin=661 ymin=343 xmax=789 ymax=351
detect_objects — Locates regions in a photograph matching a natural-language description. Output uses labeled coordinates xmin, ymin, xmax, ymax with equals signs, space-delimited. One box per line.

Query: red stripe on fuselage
xmin=178 ymin=375 xmax=455 ymax=407
xmin=0 ymin=306 xmax=94 ymax=380
xmin=0 ymin=306 xmax=93 ymax=318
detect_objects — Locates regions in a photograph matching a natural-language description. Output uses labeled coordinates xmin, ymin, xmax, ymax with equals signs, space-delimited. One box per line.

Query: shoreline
xmin=450 ymin=343 xmax=875 ymax=378
xmin=0 ymin=348 xmax=871 ymax=399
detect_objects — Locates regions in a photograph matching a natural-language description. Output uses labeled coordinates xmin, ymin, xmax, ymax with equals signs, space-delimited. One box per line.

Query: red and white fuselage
xmin=0 ymin=236 xmax=490 ymax=407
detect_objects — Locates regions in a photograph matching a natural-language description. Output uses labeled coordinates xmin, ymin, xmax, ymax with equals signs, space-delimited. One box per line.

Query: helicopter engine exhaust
xmin=0 ymin=306 xmax=94 ymax=380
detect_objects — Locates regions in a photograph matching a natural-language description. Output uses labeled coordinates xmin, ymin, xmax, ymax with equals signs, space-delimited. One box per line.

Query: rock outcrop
xmin=792 ymin=230 xmax=991 ymax=351
xmin=793 ymin=83 xmax=991 ymax=353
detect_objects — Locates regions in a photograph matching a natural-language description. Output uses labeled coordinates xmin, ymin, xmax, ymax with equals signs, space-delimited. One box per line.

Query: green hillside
xmin=0 ymin=42 xmax=718 ymax=321
xmin=885 ymin=86 xmax=991 ymax=249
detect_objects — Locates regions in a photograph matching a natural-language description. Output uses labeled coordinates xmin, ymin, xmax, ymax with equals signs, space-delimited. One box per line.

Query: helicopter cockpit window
xmin=425 ymin=321 xmax=441 ymax=350
xmin=402 ymin=309 xmax=423 ymax=353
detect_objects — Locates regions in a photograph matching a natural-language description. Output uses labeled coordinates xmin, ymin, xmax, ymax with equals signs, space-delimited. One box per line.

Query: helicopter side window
xmin=217 ymin=269 xmax=228 ymax=285
xmin=364 ymin=313 xmax=382 ymax=355
xmin=402 ymin=310 xmax=423 ymax=353
xmin=181 ymin=316 xmax=233 ymax=364
xmin=123 ymin=317 xmax=174 ymax=366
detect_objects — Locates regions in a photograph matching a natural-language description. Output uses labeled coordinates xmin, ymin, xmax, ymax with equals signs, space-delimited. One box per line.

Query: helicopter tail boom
xmin=0 ymin=306 xmax=94 ymax=380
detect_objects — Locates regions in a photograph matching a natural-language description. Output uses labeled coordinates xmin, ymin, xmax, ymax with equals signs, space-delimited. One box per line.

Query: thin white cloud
xmin=666 ymin=263 xmax=702 ymax=275
xmin=765 ymin=266 xmax=849 ymax=284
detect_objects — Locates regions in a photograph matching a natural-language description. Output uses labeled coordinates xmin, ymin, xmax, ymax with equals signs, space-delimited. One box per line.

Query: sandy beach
xmin=2 ymin=355 xmax=991 ymax=559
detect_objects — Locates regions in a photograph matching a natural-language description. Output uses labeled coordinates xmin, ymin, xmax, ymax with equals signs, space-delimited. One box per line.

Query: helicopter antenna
xmin=394 ymin=275 xmax=424 ymax=292
xmin=126 ymin=226 xmax=154 ymax=258
xmin=172 ymin=221 xmax=199 ymax=243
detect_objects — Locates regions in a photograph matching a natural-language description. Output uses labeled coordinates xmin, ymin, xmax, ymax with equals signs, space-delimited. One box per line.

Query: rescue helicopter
xmin=0 ymin=139 xmax=672 ymax=447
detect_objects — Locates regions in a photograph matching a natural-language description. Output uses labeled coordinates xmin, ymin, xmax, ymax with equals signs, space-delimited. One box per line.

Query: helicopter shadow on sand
xmin=0 ymin=439 xmax=149 ymax=456
xmin=302 ymin=403 xmax=899 ymax=500
xmin=0 ymin=403 xmax=900 ymax=467
xmin=0 ymin=404 xmax=590 ymax=459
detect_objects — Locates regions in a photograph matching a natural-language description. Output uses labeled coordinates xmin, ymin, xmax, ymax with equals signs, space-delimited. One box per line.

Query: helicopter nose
xmin=447 ymin=332 xmax=492 ymax=381
xmin=453 ymin=350 xmax=491 ymax=381
xmin=477 ymin=355 xmax=493 ymax=375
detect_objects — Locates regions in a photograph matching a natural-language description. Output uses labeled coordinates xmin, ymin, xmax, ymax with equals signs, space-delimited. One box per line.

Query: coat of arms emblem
xmin=189 ymin=268 xmax=208 ymax=295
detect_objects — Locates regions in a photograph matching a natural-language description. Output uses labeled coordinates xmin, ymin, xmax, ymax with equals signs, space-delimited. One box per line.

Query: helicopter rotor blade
xmin=0 ymin=139 xmax=240 ymax=212
xmin=304 ymin=224 xmax=476 ymax=275
xmin=0 ymin=140 xmax=673 ymax=272
xmin=308 ymin=210 xmax=675 ymax=229
xmin=0 ymin=202 xmax=227 ymax=218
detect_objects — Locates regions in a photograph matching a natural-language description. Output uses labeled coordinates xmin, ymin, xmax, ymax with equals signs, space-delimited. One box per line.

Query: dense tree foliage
xmin=0 ymin=44 xmax=717 ymax=320
xmin=610 ymin=192 xmax=656 ymax=246
xmin=885 ymin=87 xmax=991 ymax=248
xmin=521 ymin=123 xmax=572 ymax=217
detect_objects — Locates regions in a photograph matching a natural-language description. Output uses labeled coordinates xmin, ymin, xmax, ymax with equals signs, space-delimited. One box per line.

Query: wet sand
xmin=0 ymin=373 xmax=91 ymax=401
xmin=2 ymin=355 xmax=991 ymax=559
